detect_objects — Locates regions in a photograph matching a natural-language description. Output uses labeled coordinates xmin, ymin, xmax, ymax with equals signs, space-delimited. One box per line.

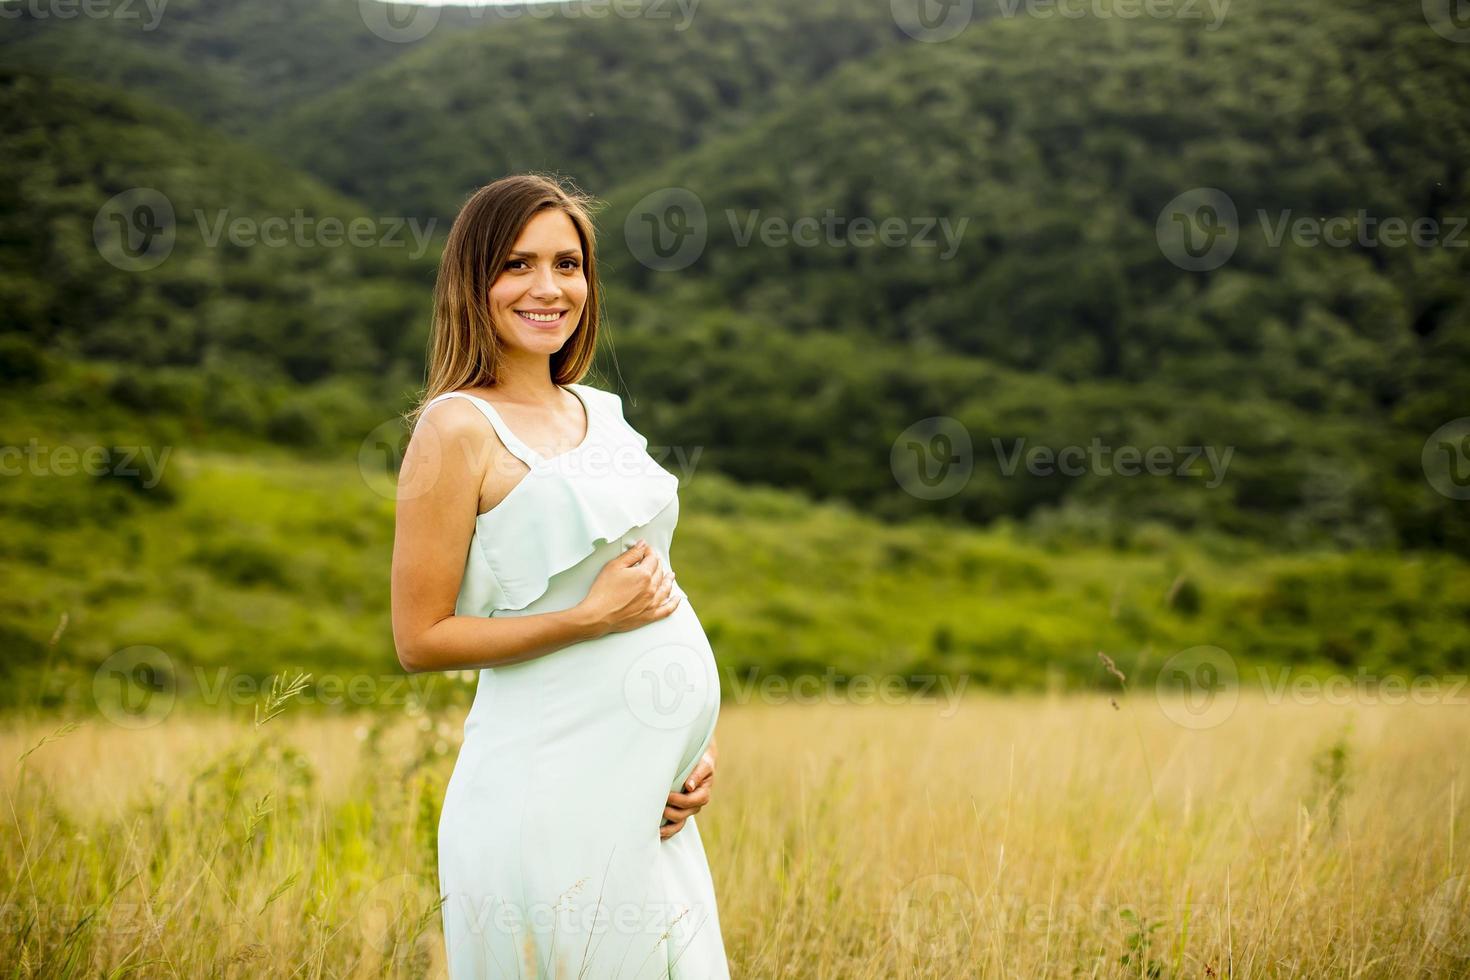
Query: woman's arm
xmin=390 ymin=399 xmax=678 ymax=673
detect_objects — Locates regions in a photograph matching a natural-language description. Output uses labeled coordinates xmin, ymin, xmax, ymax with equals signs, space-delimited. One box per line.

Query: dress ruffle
xmin=470 ymin=386 xmax=680 ymax=613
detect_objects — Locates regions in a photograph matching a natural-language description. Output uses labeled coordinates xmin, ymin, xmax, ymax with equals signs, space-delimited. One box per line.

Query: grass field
xmin=4 ymin=689 xmax=1468 ymax=978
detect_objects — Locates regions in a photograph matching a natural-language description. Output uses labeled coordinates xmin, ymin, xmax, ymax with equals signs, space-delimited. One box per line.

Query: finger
xmin=659 ymin=816 xmax=687 ymax=840
xmin=664 ymin=802 xmax=699 ymax=821
xmin=683 ymin=759 xmax=714 ymax=793
xmin=619 ymin=540 xmax=650 ymax=566
xmin=667 ymin=784 xmax=711 ymax=809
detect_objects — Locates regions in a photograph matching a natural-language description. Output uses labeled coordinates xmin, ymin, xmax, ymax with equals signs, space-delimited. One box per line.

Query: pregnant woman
xmin=390 ymin=174 xmax=728 ymax=979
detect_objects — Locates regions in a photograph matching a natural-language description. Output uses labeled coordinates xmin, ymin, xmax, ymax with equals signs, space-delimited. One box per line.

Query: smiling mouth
xmin=515 ymin=310 xmax=568 ymax=325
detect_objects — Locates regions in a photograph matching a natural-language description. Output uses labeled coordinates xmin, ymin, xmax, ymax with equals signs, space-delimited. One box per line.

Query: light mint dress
xmin=422 ymin=384 xmax=729 ymax=980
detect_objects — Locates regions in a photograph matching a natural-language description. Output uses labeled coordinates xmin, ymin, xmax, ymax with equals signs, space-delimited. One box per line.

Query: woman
xmin=390 ymin=174 xmax=728 ymax=979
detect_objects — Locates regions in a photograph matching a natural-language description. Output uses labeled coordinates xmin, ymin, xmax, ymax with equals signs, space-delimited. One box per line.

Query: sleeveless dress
xmin=423 ymin=384 xmax=729 ymax=980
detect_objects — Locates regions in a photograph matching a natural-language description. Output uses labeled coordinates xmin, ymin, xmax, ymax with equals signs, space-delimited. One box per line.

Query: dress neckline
xmin=454 ymin=384 xmax=593 ymax=464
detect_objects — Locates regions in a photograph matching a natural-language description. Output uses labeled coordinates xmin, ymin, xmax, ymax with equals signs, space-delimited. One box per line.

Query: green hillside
xmin=0 ymin=69 xmax=436 ymax=384
xmin=597 ymin=0 xmax=1469 ymax=425
xmin=1 ymin=0 xmax=1465 ymax=575
xmin=6 ymin=367 xmax=1467 ymax=713
xmin=259 ymin=0 xmax=907 ymax=219
xmin=600 ymin=309 xmax=1469 ymax=551
xmin=0 ymin=0 xmax=487 ymax=133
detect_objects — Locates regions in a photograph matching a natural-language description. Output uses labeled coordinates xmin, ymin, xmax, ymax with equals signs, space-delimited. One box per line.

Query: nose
xmin=529 ymin=263 xmax=560 ymax=300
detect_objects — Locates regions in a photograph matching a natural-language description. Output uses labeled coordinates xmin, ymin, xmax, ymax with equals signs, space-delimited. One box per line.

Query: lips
xmin=515 ymin=310 xmax=568 ymax=327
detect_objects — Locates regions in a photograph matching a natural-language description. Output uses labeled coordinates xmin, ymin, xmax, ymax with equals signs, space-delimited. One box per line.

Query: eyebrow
xmin=507 ymin=249 xmax=582 ymax=258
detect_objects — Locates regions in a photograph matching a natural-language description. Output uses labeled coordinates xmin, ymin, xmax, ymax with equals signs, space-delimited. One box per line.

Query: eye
xmin=559 ymin=258 xmax=581 ymax=271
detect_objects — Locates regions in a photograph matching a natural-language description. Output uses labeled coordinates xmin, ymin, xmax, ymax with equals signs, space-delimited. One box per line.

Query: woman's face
xmin=488 ymin=208 xmax=588 ymax=357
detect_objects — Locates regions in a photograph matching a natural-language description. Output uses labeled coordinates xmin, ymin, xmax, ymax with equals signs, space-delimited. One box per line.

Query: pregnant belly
xmin=616 ymin=599 xmax=722 ymax=792
xmin=455 ymin=595 xmax=721 ymax=837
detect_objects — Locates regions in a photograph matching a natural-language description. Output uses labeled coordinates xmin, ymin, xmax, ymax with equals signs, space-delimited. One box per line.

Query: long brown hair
xmin=406 ymin=173 xmax=604 ymax=431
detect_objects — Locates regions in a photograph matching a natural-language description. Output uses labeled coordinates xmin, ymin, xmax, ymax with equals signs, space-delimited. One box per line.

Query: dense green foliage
xmin=602 ymin=0 xmax=1470 ymax=425
xmin=0 ymin=70 xmax=437 ymax=383
xmin=3 ymin=0 xmax=1465 ymax=549
xmin=5 ymin=380 xmax=1467 ymax=712
xmin=600 ymin=306 xmax=1469 ymax=551
xmin=258 ymin=0 xmax=906 ymax=220
xmin=0 ymin=0 xmax=489 ymax=132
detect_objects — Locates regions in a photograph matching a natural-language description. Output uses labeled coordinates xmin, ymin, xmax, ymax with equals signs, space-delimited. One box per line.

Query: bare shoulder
xmin=405 ymin=395 xmax=511 ymax=480
xmin=414 ymin=394 xmax=488 ymax=442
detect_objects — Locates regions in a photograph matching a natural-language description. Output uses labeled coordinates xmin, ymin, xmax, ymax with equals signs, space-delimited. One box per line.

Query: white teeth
xmin=519 ymin=311 xmax=562 ymax=322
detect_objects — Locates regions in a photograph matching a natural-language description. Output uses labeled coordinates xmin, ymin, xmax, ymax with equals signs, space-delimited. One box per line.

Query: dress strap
xmin=422 ymin=392 xmax=539 ymax=468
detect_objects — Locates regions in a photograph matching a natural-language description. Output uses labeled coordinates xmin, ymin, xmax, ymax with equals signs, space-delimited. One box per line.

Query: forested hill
xmin=0 ymin=69 xmax=436 ymax=384
xmin=594 ymin=0 xmax=1470 ymax=427
xmin=1 ymin=0 xmax=1467 ymax=551
xmin=0 ymin=0 xmax=496 ymax=132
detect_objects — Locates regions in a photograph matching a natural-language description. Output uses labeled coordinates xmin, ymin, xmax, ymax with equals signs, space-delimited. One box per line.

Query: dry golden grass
xmin=2 ymin=691 xmax=1468 ymax=978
